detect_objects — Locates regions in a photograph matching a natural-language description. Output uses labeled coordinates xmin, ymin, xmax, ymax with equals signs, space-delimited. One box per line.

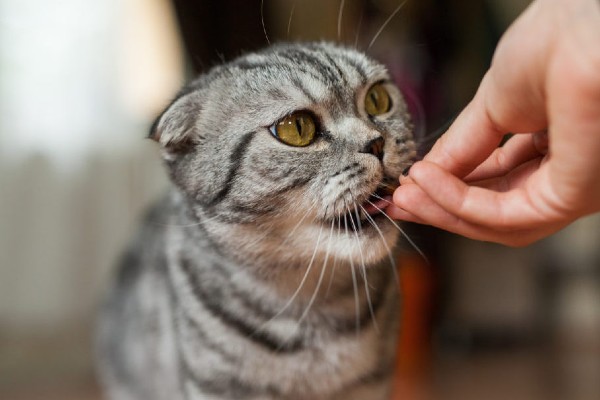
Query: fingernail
xmin=401 ymin=165 xmax=412 ymax=177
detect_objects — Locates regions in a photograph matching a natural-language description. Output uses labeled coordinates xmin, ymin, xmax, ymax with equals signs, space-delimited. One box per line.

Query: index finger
xmin=423 ymin=73 xmax=507 ymax=178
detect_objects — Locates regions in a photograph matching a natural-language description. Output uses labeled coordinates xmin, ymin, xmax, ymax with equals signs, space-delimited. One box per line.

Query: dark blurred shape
xmin=171 ymin=0 xmax=268 ymax=73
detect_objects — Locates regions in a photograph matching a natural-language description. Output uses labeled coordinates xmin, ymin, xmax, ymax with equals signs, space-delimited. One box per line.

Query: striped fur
xmin=97 ymin=42 xmax=416 ymax=400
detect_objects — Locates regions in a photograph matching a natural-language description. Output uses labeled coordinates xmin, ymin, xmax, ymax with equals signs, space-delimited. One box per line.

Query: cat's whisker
xmin=344 ymin=201 xmax=365 ymax=281
xmin=241 ymin=225 xmax=274 ymax=250
xmin=354 ymin=6 xmax=364 ymax=49
xmin=254 ymin=218 xmax=326 ymax=335
xmin=378 ymin=182 xmax=399 ymax=192
xmin=347 ymin=198 xmax=379 ymax=333
xmin=287 ymin=1 xmax=296 ymax=39
xmin=337 ymin=0 xmax=345 ymax=41
xmin=275 ymin=216 xmax=332 ymax=352
xmin=354 ymin=203 xmax=379 ymax=333
xmin=261 ymin=0 xmax=270 ymax=45
xmin=255 ymin=200 xmax=319 ymax=264
xmin=359 ymin=202 xmax=399 ymax=287
xmin=353 ymin=202 xmax=363 ymax=232
xmin=324 ymin=255 xmax=338 ymax=300
xmin=409 ymin=115 xmax=457 ymax=159
xmin=297 ymin=217 xmax=336 ymax=325
xmin=370 ymin=192 xmax=394 ymax=206
xmin=369 ymin=200 xmax=429 ymax=264
xmin=415 ymin=115 xmax=456 ymax=153
xmin=343 ymin=211 xmax=361 ymax=338
xmin=367 ymin=0 xmax=408 ymax=51
xmin=325 ymin=215 xmax=342 ymax=298
xmin=278 ymin=200 xmax=319 ymax=248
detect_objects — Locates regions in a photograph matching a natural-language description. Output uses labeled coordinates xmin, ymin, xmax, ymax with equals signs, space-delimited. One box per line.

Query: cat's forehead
xmin=246 ymin=43 xmax=388 ymax=81
xmin=204 ymin=43 xmax=391 ymax=124
xmin=247 ymin=44 xmax=385 ymax=88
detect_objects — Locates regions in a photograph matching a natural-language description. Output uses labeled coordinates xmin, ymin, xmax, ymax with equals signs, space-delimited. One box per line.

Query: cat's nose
xmin=360 ymin=137 xmax=385 ymax=162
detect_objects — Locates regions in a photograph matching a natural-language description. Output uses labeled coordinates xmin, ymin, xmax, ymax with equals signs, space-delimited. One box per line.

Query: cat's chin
xmin=334 ymin=222 xmax=399 ymax=265
xmin=297 ymin=217 xmax=400 ymax=266
xmin=333 ymin=196 xmax=393 ymax=233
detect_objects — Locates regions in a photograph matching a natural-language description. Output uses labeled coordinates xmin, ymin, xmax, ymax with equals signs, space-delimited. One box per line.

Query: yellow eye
xmin=272 ymin=111 xmax=316 ymax=147
xmin=364 ymin=83 xmax=391 ymax=116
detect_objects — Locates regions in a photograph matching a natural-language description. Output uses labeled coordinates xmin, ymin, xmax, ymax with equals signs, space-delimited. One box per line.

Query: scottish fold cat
xmin=97 ymin=42 xmax=416 ymax=400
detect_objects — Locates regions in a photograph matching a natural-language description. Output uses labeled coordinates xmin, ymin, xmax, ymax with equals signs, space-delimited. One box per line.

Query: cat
xmin=96 ymin=41 xmax=416 ymax=400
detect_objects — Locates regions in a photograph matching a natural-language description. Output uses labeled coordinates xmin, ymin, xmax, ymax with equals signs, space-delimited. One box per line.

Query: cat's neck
xmin=168 ymin=189 xmax=395 ymax=317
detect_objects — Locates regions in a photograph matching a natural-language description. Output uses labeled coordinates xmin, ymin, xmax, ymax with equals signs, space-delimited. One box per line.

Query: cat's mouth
xmin=337 ymin=178 xmax=399 ymax=231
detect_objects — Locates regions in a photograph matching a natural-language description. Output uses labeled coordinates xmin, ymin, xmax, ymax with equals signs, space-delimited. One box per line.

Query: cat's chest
xmin=177 ymin=308 xmax=391 ymax=398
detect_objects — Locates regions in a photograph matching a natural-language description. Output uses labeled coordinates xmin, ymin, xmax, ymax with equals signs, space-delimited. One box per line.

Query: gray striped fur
xmin=97 ymin=42 xmax=416 ymax=400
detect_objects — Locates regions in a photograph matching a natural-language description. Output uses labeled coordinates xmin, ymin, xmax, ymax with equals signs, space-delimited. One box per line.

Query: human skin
xmin=388 ymin=0 xmax=600 ymax=246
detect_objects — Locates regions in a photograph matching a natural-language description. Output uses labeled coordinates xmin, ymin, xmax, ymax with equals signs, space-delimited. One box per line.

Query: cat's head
xmin=151 ymin=42 xmax=415 ymax=267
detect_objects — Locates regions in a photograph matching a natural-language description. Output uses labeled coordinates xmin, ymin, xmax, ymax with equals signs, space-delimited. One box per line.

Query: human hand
xmin=388 ymin=0 xmax=600 ymax=246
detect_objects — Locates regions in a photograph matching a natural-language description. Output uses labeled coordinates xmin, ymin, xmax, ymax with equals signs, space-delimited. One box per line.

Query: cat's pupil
xmin=295 ymin=118 xmax=303 ymax=137
xmin=370 ymin=91 xmax=378 ymax=107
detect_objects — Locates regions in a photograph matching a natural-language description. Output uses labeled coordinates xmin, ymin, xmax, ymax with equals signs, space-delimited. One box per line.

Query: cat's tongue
xmin=362 ymin=195 xmax=392 ymax=216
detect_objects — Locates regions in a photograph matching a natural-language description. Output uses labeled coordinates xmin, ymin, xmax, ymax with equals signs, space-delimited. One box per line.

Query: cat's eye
xmin=271 ymin=111 xmax=317 ymax=147
xmin=364 ymin=83 xmax=391 ymax=117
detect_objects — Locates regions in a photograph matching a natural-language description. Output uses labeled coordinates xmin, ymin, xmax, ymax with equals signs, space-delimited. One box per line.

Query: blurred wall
xmin=0 ymin=0 xmax=181 ymax=395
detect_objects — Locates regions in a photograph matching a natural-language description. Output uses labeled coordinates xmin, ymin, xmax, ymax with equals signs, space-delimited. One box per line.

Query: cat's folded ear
xmin=149 ymin=90 xmax=202 ymax=153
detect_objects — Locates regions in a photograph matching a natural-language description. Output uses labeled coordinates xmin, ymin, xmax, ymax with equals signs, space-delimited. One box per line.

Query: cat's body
xmin=97 ymin=42 xmax=416 ymax=400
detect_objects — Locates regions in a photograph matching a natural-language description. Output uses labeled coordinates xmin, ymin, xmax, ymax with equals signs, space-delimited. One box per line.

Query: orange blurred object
xmin=392 ymin=252 xmax=435 ymax=400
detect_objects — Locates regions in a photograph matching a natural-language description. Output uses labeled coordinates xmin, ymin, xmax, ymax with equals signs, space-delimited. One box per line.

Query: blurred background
xmin=0 ymin=0 xmax=598 ymax=399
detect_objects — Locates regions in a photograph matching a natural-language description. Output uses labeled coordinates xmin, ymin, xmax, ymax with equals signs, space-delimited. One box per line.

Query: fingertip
xmin=408 ymin=161 xmax=470 ymax=214
xmin=386 ymin=204 xmax=420 ymax=223
xmin=392 ymin=183 xmax=416 ymax=208
xmin=392 ymin=182 xmax=432 ymax=222
xmin=406 ymin=160 xmax=425 ymax=181
xmin=408 ymin=160 xmax=445 ymax=185
xmin=392 ymin=185 xmax=404 ymax=206
xmin=390 ymin=184 xmax=457 ymax=229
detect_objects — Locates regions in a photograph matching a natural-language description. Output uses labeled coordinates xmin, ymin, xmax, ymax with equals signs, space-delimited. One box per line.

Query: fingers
xmin=396 ymin=161 xmax=552 ymax=230
xmin=464 ymin=132 xmax=547 ymax=182
xmin=469 ymin=157 xmax=546 ymax=196
xmin=389 ymin=184 xmax=563 ymax=246
xmin=389 ymin=0 xmax=600 ymax=246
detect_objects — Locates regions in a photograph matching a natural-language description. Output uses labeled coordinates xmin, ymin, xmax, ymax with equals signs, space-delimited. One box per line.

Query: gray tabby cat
xmin=97 ymin=42 xmax=416 ymax=400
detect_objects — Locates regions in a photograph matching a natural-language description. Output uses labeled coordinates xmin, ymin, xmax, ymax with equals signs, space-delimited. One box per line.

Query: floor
xmin=2 ymin=336 xmax=599 ymax=400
